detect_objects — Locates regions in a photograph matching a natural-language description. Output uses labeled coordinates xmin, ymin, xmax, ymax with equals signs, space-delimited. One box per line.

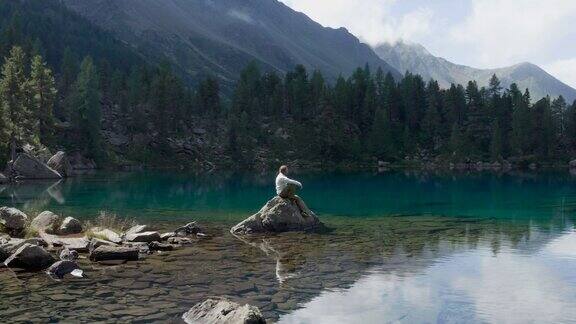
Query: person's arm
xmin=286 ymin=177 xmax=302 ymax=189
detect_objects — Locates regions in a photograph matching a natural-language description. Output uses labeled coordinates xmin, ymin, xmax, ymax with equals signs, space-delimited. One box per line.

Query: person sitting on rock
xmin=276 ymin=165 xmax=310 ymax=217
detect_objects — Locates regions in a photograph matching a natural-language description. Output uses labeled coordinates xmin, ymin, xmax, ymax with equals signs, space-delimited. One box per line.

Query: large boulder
xmin=30 ymin=211 xmax=61 ymax=234
xmin=124 ymin=231 xmax=161 ymax=243
xmin=0 ymin=207 xmax=28 ymax=232
xmin=4 ymin=243 xmax=56 ymax=270
xmin=11 ymin=153 xmax=62 ymax=180
xmin=182 ymin=298 xmax=266 ymax=324
xmin=89 ymin=245 xmax=139 ymax=262
xmin=58 ymin=217 xmax=83 ymax=235
xmin=231 ymin=196 xmax=324 ymax=235
xmin=47 ymin=151 xmax=73 ymax=177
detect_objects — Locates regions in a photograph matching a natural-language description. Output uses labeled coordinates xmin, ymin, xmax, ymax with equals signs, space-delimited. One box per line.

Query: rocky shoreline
xmin=0 ymin=207 xmax=207 ymax=275
xmin=0 ymin=194 xmax=325 ymax=323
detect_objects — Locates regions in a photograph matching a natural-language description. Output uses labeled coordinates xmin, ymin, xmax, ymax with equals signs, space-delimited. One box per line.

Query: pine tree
xmin=70 ymin=56 xmax=103 ymax=162
xmin=422 ymin=80 xmax=442 ymax=150
xmin=0 ymin=46 xmax=35 ymax=151
xmin=29 ymin=54 xmax=57 ymax=146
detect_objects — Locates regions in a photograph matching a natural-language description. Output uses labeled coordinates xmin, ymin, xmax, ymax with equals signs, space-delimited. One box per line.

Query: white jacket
xmin=275 ymin=173 xmax=302 ymax=196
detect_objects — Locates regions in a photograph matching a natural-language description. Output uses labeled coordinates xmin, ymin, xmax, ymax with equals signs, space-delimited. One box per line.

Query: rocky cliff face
xmin=375 ymin=41 xmax=576 ymax=102
xmin=63 ymin=0 xmax=400 ymax=89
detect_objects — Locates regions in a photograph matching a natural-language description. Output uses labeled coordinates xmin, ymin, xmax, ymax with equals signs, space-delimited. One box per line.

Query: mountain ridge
xmin=374 ymin=41 xmax=576 ymax=102
xmin=63 ymin=0 xmax=401 ymax=89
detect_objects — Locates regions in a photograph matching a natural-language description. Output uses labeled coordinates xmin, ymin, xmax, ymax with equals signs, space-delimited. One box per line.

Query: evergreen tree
xmin=0 ymin=46 xmax=35 ymax=151
xmin=29 ymin=54 xmax=56 ymax=146
xmin=69 ymin=56 xmax=103 ymax=162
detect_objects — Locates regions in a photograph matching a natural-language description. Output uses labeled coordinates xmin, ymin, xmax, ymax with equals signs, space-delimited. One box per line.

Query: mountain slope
xmin=375 ymin=41 xmax=576 ymax=102
xmin=62 ymin=0 xmax=401 ymax=88
xmin=0 ymin=0 xmax=145 ymax=74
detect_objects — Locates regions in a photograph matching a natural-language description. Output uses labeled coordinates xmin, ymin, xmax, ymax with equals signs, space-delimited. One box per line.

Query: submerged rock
xmin=4 ymin=243 xmax=56 ymax=270
xmin=182 ymin=298 xmax=266 ymax=324
xmin=167 ymin=237 xmax=194 ymax=245
xmin=58 ymin=217 xmax=83 ymax=235
xmin=47 ymin=151 xmax=73 ymax=177
xmin=30 ymin=211 xmax=61 ymax=234
xmin=0 ymin=207 xmax=28 ymax=232
xmin=89 ymin=245 xmax=139 ymax=261
xmin=148 ymin=241 xmax=174 ymax=251
xmin=231 ymin=196 xmax=324 ymax=235
xmin=174 ymin=222 xmax=203 ymax=236
xmin=124 ymin=231 xmax=161 ymax=243
xmin=12 ymin=153 xmax=62 ymax=180
xmin=47 ymin=260 xmax=80 ymax=279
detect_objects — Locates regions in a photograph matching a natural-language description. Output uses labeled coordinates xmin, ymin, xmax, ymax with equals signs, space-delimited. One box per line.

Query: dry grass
xmin=85 ymin=211 xmax=137 ymax=234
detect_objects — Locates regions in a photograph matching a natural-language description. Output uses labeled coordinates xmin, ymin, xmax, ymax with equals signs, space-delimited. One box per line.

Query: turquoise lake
xmin=1 ymin=171 xmax=576 ymax=323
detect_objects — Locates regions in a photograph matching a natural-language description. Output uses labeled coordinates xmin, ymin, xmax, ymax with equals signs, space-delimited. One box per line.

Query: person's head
xmin=279 ymin=165 xmax=288 ymax=175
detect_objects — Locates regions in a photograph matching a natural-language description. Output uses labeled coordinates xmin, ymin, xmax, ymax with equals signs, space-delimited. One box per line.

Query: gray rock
xmin=30 ymin=211 xmax=62 ymax=233
xmin=175 ymin=221 xmax=204 ymax=236
xmin=58 ymin=217 xmax=83 ymax=235
xmin=47 ymin=260 xmax=80 ymax=279
xmin=40 ymin=233 xmax=90 ymax=252
xmin=231 ymin=196 xmax=324 ymax=235
xmin=0 ymin=173 xmax=7 ymax=184
xmin=0 ymin=207 xmax=28 ymax=232
xmin=125 ymin=224 xmax=148 ymax=236
xmin=182 ymin=298 xmax=266 ymax=324
xmin=0 ymin=238 xmax=40 ymax=261
xmin=58 ymin=237 xmax=90 ymax=252
xmin=124 ymin=231 xmax=161 ymax=243
xmin=124 ymin=242 xmax=151 ymax=254
xmin=59 ymin=248 xmax=79 ymax=261
xmin=89 ymin=245 xmax=139 ymax=262
xmin=47 ymin=151 xmax=73 ymax=177
xmin=570 ymin=159 xmax=576 ymax=169
xmin=167 ymin=237 xmax=194 ymax=245
xmin=12 ymin=153 xmax=62 ymax=180
xmin=91 ymin=228 xmax=122 ymax=244
xmin=88 ymin=238 xmax=118 ymax=252
xmin=160 ymin=232 xmax=176 ymax=240
xmin=148 ymin=241 xmax=174 ymax=251
xmin=4 ymin=243 xmax=56 ymax=270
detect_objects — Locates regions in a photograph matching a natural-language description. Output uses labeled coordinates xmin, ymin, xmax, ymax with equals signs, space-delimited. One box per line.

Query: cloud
xmin=228 ymin=9 xmax=254 ymax=24
xmin=449 ymin=0 xmax=576 ymax=68
xmin=544 ymin=58 xmax=576 ymax=90
xmin=280 ymin=0 xmax=433 ymax=46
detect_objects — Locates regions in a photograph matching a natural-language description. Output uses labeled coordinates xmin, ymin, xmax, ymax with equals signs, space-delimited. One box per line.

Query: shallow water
xmin=1 ymin=171 xmax=576 ymax=323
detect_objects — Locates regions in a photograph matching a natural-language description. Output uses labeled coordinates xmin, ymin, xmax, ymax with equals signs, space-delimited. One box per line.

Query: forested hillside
xmin=1 ymin=0 xmax=576 ymax=172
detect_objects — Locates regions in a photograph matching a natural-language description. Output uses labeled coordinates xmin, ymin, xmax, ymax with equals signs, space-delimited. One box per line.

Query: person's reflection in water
xmin=235 ymin=235 xmax=306 ymax=284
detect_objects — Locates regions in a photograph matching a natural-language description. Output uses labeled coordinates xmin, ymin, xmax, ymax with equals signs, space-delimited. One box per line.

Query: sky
xmin=281 ymin=0 xmax=576 ymax=89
